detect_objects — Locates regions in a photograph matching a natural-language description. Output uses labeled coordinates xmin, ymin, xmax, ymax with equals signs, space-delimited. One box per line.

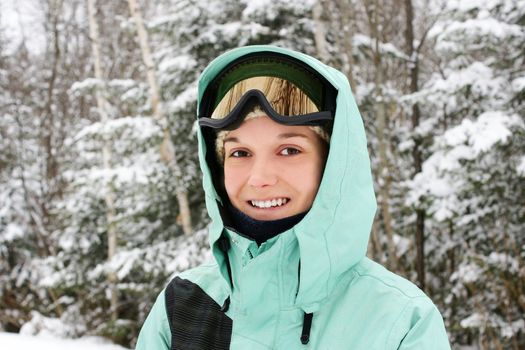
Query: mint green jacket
xmin=136 ymin=46 xmax=451 ymax=349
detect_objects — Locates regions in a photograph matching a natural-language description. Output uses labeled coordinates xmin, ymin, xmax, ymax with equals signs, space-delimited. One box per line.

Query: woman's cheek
xmin=224 ymin=166 xmax=242 ymax=198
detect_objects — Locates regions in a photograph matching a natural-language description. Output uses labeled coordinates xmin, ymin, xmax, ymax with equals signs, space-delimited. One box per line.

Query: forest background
xmin=0 ymin=0 xmax=523 ymax=349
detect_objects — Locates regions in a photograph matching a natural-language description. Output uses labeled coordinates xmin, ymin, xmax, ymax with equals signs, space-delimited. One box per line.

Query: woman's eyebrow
xmin=278 ymin=132 xmax=309 ymax=139
xmin=223 ymin=136 xmax=239 ymax=144
xmin=224 ymin=133 xmax=308 ymax=144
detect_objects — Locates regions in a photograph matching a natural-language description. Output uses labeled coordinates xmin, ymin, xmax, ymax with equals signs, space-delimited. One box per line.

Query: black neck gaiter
xmin=225 ymin=203 xmax=306 ymax=246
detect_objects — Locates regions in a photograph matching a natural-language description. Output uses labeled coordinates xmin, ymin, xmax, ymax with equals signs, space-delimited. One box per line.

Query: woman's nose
xmin=247 ymin=158 xmax=278 ymax=188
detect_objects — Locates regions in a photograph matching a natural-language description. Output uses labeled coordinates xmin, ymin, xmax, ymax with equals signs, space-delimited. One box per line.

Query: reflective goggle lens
xmin=211 ymin=76 xmax=319 ymax=119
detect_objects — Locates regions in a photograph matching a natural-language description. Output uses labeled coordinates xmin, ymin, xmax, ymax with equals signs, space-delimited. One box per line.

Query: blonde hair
xmin=212 ymin=76 xmax=330 ymax=163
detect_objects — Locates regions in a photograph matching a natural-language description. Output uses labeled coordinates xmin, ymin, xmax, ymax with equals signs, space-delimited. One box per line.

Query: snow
xmin=0 ymin=0 xmax=46 ymax=54
xmin=108 ymin=79 xmax=137 ymax=90
xmin=2 ymin=223 xmax=24 ymax=241
xmin=459 ymin=314 xmax=525 ymax=339
xmin=241 ymin=0 xmax=281 ymax=20
xmin=432 ymin=63 xmax=506 ymax=102
xmin=430 ymin=0 xmax=525 ymax=47
xmin=487 ymin=252 xmax=519 ymax=273
xmin=452 ymin=263 xmax=484 ymax=284
xmin=406 ymin=110 xmax=522 ymax=221
xmin=406 ymin=62 xmax=511 ymax=113
xmin=435 ymin=17 xmax=523 ymax=42
xmin=423 ymin=111 xmax=518 ymax=174
xmin=240 ymin=0 xmax=315 ymax=20
xmin=460 ymin=312 xmax=487 ymax=329
xmin=89 ymin=248 xmax=143 ymax=280
xmin=167 ymin=83 xmax=197 ymax=112
xmin=73 ymin=117 xmax=162 ymax=142
xmin=501 ymin=319 xmax=525 ymax=339
xmin=70 ymin=78 xmax=104 ymax=93
xmin=33 ymin=258 xmax=64 ymax=288
xmin=20 ymin=311 xmax=81 ymax=338
xmin=69 ymin=78 xmax=143 ymax=104
xmin=0 ymin=332 xmax=129 ymax=350
xmin=353 ymin=34 xmax=409 ymax=61
xmin=87 ymin=229 xmax=212 ymax=282
xmin=443 ymin=111 xmax=518 ymax=154
xmin=444 ymin=0 xmax=521 ymax=15
xmin=413 ymin=117 xmax=438 ymax=139
xmin=158 ymin=55 xmax=197 ymax=73
xmin=86 ymin=165 xmax=151 ymax=186
xmin=393 ymin=234 xmax=411 ymax=256
xmin=512 ymin=76 xmax=525 ymax=91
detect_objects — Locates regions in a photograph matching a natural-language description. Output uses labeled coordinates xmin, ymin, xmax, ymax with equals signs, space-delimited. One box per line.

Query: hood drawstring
xmin=301 ymin=312 xmax=313 ymax=345
xmin=221 ymin=297 xmax=231 ymax=313
xmin=297 ymin=261 xmax=314 ymax=345
xmin=218 ymin=235 xmax=232 ymax=313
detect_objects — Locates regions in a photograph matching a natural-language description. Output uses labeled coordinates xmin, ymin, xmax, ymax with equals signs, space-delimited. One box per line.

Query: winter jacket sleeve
xmin=135 ymin=290 xmax=171 ymax=350
xmin=389 ymin=296 xmax=451 ymax=350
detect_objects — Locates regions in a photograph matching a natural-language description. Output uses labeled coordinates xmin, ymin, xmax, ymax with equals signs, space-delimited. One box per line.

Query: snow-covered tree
xmin=0 ymin=0 xmax=91 ymax=330
xmin=406 ymin=0 xmax=525 ymax=347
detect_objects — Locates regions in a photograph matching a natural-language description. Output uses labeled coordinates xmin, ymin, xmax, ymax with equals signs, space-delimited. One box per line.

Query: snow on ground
xmin=0 ymin=332 xmax=130 ymax=350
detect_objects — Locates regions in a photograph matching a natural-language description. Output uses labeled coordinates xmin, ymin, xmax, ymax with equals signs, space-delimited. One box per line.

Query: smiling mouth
xmin=249 ymin=198 xmax=289 ymax=209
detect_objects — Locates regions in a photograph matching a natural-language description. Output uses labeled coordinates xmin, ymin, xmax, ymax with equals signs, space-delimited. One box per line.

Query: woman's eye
xmin=280 ymin=147 xmax=301 ymax=156
xmin=230 ymin=150 xmax=250 ymax=158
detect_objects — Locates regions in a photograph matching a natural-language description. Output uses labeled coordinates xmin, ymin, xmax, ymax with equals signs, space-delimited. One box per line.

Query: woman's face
xmin=223 ymin=116 xmax=327 ymax=221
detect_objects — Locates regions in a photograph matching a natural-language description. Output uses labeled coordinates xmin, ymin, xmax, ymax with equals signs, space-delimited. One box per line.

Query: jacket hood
xmin=196 ymin=45 xmax=377 ymax=311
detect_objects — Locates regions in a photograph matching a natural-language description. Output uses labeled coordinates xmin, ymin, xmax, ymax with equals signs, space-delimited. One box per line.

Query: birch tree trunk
xmin=86 ymin=0 xmax=119 ymax=321
xmin=330 ymin=0 xmax=358 ymax=92
xmin=365 ymin=0 xmax=397 ymax=270
xmin=313 ymin=0 xmax=329 ymax=63
xmin=127 ymin=0 xmax=193 ymax=236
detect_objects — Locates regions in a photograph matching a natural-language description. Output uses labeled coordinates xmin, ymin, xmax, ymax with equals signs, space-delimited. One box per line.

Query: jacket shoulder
xmin=178 ymin=261 xmax=229 ymax=306
xmin=351 ymin=258 xmax=451 ymax=349
xmin=354 ymin=258 xmax=426 ymax=299
xmin=135 ymin=290 xmax=171 ymax=350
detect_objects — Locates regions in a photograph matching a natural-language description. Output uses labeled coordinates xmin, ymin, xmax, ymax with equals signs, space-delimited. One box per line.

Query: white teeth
xmin=250 ymin=198 xmax=289 ymax=209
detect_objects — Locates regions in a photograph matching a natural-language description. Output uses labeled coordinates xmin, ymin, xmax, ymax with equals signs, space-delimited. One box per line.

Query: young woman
xmin=136 ymin=46 xmax=451 ymax=349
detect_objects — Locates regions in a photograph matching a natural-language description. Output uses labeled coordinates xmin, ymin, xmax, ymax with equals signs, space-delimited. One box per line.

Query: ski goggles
xmin=198 ymin=52 xmax=338 ymax=130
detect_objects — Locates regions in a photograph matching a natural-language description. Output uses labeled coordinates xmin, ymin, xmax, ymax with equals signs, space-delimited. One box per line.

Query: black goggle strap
xmin=198 ymin=89 xmax=333 ymax=129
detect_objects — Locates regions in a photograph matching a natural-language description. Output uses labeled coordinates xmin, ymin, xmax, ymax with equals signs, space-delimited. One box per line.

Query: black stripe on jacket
xmin=165 ymin=277 xmax=232 ymax=350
